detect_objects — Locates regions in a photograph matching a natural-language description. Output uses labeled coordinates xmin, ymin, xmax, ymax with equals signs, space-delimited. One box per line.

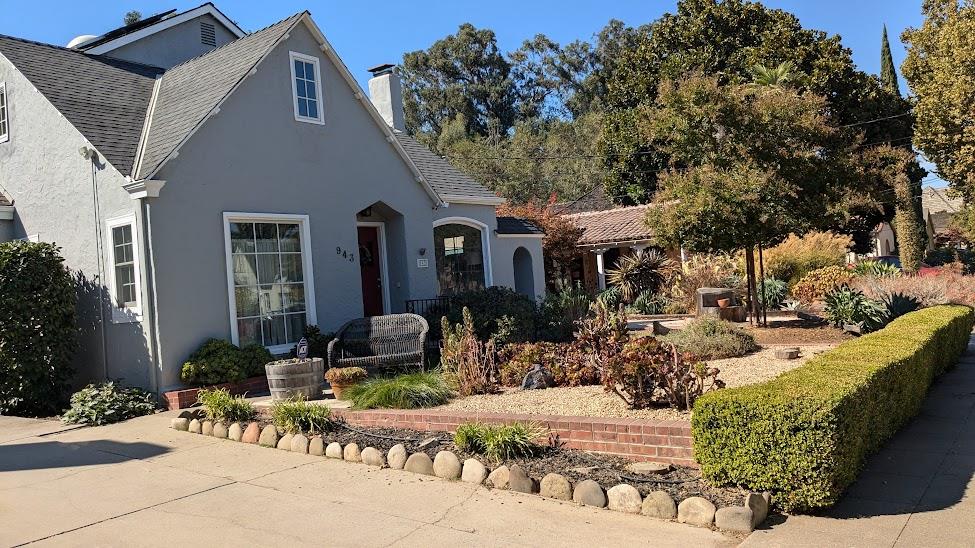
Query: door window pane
xmin=434 ymin=224 xmax=486 ymax=295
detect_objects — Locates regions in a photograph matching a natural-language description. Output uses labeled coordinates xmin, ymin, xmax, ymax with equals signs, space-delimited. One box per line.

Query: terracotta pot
xmin=717 ymin=298 xmax=731 ymax=308
xmin=330 ymin=382 xmax=352 ymax=400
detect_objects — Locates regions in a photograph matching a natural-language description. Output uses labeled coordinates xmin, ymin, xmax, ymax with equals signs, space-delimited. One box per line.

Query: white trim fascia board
xmin=577 ymin=239 xmax=655 ymax=250
xmin=299 ymin=16 xmax=445 ymax=207
xmin=84 ymin=4 xmax=245 ymax=55
xmin=441 ymin=194 xmax=505 ymax=206
xmin=432 ymin=216 xmax=494 ymax=287
xmin=356 ymin=221 xmax=392 ymax=315
xmin=105 ymin=213 xmax=144 ymax=323
xmin=0 ymin=205 xmax=14 ymax=220
xmin=495 ymin=233 xmax=545 ymax=239
xmin=123 ymin=179 xmax=166 ymax=199
xmin=132 ymin=77 xmax=162 ymax=177
xmin=140 ymin=15 xmax=307 ymax=180
xmin=222 ymin=212 xmax=318 ymax=354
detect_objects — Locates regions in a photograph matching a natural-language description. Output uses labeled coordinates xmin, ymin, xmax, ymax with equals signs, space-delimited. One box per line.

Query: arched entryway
xmin=432 ymin=217 xmax=492 ymax=295
xmin=513 ymin=246 xmax=534 ymax=298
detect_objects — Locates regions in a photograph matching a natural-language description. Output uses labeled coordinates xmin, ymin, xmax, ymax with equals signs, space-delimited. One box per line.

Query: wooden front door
xmin=357 ymin=226 xmax=384 ymax=316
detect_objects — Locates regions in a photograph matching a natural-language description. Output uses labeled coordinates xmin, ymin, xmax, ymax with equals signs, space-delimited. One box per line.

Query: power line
xmin=839 ymin=111 xmax=913 ymax=128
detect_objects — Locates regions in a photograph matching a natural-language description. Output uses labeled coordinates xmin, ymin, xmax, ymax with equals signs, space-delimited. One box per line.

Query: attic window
xmin=289 ymin=52 xmax=324 ymax=125
xmin=0 ymin=82 xmax=8 ymax=143
xmin=200 ymin=22 xmax=217 ymax=46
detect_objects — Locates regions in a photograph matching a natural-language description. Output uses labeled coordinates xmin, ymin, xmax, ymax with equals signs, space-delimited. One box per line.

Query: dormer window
xmin=0 ymin=82 xmax=8 ymax=143
xmin=289 ymin=52 xmax=324 ymax=125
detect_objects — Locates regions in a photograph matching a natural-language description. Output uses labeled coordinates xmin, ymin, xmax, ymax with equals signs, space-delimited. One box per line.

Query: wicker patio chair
xmin=327 ymin=313 xmax=429 ymax=372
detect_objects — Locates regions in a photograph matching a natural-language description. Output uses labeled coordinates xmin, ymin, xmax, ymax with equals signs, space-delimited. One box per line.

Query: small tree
xmin=123 ymin=11 xmax=142 ymax=25
xmin=0 ymin=242 xmax=77 ymax=416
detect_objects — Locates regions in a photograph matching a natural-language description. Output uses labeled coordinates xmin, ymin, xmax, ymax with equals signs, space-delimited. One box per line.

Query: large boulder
xmin=486 ymin=465 xmax=510 ymax=489
xmin=257 ymin=425 xmax=277 ymax=447
xmin=361 ymin=447 xmax=385 ymax=467
xmin=540 ymin=473 xmax=572 ymax=500
xmin=641 ymin=491 xmax=677 ymax=519
xmin=572 ymin=480 xmax=606 ymax=507
xmin=520 ymin=364 xmax=555 ymax=389
xmin=715 ymin=506 xmax=755 ymax=533
xmin=461 ymin=459 xmax=488 ymax=484
xmin=433 ymin=451 xmax=462 ymax=480
xmin=678 ymin=497 xmax=717 ymax=527
xmin=404 ymin=453 xmax=435 ymax=476
xmin=387 ymin=444 xmax=407 ymax=469
xmin=508 ymin=465 xmax=538 ymax=493
xmin=607 ymin=484 xmax=642 ymax=514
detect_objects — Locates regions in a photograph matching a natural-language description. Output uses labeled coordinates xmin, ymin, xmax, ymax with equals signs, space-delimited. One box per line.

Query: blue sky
xmin=1 ymin=0 xmax=943 ymax=185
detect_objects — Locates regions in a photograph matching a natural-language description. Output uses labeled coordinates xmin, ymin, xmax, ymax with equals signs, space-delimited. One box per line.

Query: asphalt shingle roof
xmin=0 ymin=35 xmax=161 ymax=174
xmin=563 ymin=204 xmax=654 ymax=246
xmin=136 ymin=13 xmax=304 ymax=178
xmin=393 ymin=132 xmax=500 ymax=202
xmin=496 ymin=216 xmax=543 ymax=235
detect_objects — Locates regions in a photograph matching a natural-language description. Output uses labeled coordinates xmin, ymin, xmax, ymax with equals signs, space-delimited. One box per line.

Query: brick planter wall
xmin=162 ymin=376 xmax=269 ymax=411
xmin=332 ymin=409 xmax=695 ymax=467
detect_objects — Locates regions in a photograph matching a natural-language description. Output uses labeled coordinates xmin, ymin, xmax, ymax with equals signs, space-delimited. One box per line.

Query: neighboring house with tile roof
xmin=0 ymin=6 xmax=543 ymax=392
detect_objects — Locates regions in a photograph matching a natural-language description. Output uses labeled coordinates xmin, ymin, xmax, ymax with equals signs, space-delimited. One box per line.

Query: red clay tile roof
xmin=563 ymin=204 xmax=654 ymax=246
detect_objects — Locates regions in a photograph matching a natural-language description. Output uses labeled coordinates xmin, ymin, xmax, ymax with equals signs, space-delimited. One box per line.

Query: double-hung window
xmin=107 ymin=215 xmax=142 ymax=322
xmin=289 ymin=52 xmax=324 ymax=124
xmin=0 ymin=82 xmax=8 ymax=143
xmin=224 ymin=213 xmax=317 ymax=353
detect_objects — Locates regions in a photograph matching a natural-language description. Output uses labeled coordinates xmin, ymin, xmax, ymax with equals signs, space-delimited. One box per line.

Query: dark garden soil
xmin=310 ymin=420 xmax=744 ymax=508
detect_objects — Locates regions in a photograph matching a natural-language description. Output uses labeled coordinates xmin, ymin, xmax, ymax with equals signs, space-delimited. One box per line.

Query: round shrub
xmin=0 ymin=241 xmax=77 ymax=416
xmin=445 ymin=287 xmax=537 ymax=344
xmin=661 ymin=317 xmax=759 ymax=359
xmin=790 ymin=265 xmax=855 ymax=304
xmin=61 ymin=382 xmax=156 ymax=425
xmin=180 ymin=339 xmax=273 ymax=386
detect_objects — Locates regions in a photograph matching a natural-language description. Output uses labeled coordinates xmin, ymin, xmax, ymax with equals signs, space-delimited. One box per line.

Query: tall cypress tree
xmin=880 ymin=25 xmax=900 ymax=94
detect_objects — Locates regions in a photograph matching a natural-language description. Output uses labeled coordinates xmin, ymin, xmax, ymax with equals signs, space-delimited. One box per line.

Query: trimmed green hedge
xmin=692 ymin=305 xmax=974 ymax=512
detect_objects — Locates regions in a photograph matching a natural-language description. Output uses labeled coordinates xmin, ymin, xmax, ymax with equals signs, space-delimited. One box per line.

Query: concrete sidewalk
xmin=743 ymin=352 xmax=975 ymax=548
xmin=0 ymin=413 xmax=735 ymax=547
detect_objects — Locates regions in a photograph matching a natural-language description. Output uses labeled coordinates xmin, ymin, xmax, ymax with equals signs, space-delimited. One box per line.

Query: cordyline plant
xmin=603 ymin=337 xmax=724 ymax=411
xmin=441 ymin=307 xmax=498 ymax=396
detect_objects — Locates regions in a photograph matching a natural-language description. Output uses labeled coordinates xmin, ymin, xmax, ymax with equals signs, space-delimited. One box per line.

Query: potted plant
xmin=325 ymin=367 xmax=367 ymax=400
xmin=264 ymin=357 xmax=325 ymax=401
xmin=717 ymin=298 xmax=732 ymax=308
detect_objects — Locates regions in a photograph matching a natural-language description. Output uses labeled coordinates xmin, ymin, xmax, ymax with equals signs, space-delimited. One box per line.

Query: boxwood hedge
xmin=692 ymin=305 xmax=974 ymax=512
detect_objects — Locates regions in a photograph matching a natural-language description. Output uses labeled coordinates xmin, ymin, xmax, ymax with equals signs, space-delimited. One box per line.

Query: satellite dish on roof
xmin=66 ymin=35 xmax=98 ymax=49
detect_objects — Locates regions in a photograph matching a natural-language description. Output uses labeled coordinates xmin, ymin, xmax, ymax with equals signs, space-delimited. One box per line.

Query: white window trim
xmin=289 ymin=51 xmax=325 ymax=125
xmin=105 ymin=214 xmax=143 ymax=323
xmin=432 ymin=216 xmax=494 ymax=289
xmin=0 ymin=81 xmax=9 ymax=144
xmin=356 ymin=221 xmax=392 ymax=315
xmin=223 ymin=212 xmax=318 ymax=355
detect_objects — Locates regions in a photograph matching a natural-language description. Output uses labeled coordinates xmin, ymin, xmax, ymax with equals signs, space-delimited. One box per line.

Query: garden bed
xmin=162 ymin=375 xmax=268 ymax=410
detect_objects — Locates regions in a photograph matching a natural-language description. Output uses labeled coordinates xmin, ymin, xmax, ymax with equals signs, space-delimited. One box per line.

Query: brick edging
xmin=331 ymin=408 xmax=695 ymax=467
xmin=162 ymin=376 xmax=269 ymax=410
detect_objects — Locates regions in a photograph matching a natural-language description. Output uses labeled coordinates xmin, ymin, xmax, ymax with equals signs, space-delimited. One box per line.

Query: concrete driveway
xmin=0 ymin=413 xmax=735 ymax=547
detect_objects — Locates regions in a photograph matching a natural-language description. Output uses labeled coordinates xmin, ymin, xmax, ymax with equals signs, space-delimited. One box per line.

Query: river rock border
xmin=170 ymin=416 xmax=769 ymax=533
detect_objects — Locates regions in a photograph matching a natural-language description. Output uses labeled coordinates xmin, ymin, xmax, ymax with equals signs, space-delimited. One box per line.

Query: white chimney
xmin=367 ymin=64 xmax=406 ymax=131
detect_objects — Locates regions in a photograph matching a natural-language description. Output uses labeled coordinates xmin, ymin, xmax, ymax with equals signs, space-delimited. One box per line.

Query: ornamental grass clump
xmin=196 ymin=387 xmax=256 ymax=423
xmin=346 ymin=371 xmax=454 ymax=409
xmin=453 ymin=421 xmax=548 ymax=461
xmin=660 ymin=316 xmax=758 ymax=359
xmin=61 ymin=382 xmax=157 ymax=426
xmin=271 ymin=395 xmax=332 ymax=434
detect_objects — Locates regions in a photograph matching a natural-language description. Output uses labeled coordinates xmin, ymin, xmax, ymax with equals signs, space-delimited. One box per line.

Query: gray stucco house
xmin=0 ymin=4 xmax=545 ymax=392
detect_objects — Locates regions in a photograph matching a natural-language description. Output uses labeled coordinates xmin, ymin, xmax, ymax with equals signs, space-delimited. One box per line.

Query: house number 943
xmin=336 ymin=247 xmax=355 ymax=263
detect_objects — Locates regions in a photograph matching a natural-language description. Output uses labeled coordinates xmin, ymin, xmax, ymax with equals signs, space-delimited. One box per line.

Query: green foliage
xmin=823 ymin=286 xmax=888 ymax=333
xmin=661 ymin=317 xmax=758 ymax=359
xmin=851 ymin=259 xmax=901 ymax=278
xmin=196 ymin=388 xmax=256 ymax=423
xmin=271 ymin=396 xmax=332 ymax=434
xmin=604 ymin=337 xmax=723 ymax=410
xmin=880 ymin=25 xmax=900 ymax=94
xmin=758 ymin=278 xmax=788 ymax=310
xmin=595 ymin=286 xmax=623 ymax=309
xmin=324 ymin=367 xmax=367 ymax=385
xmin=881 ymin=292 xmax=922 ymax=322
xmin=61 ymin=382 xmax=156 ymax=426
xmin=693 ymin=305 xmax=974 ymax=512
xmin=440 ymin=308 xmax=498 ymax=396
xmin=180 ymin=339 xmax=273 ymax=386
xmin=605 ymin=248 xmax=675 ymax=303
xmin=791 ymin=265 xmax=855 ymax=304
xmin=0 ymin=241 xmax=77 ymax=416
xmin=346 ymin=372 xmax=454 ymax=410
xmin=629 ymin=290 xmax=671 ymax=315
xmin=536 ymin=285 xmax=592 ymax=342
xmin=445 ymin=287 xmax=537 ymax=345
xmin=453 ymin=421 xmax=547 ymax=461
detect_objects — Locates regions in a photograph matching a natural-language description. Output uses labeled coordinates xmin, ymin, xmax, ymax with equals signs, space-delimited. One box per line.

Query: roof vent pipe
xmin=367 ymin=63 xmax=406 ymax=131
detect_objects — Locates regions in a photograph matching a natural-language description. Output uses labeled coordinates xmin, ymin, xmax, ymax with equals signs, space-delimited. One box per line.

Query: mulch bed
xmin=316 ymin=420 xmax=743 ymax=509
xmin=745 ymin=317 xmax=852 ymax=345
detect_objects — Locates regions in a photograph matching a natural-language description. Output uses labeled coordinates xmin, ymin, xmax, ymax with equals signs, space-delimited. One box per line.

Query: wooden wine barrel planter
xmin=265 ymin=358 xmax=325 ymax=401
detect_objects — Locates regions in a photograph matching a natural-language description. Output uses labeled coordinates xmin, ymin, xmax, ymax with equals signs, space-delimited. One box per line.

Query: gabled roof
xmin=0 ymin=35 xmax=161 ymax=174
xmin=0 ymin=190 xmax=11 ymax=206
xmin=922 ymin=186 xmax=963 ymax=215
xmin=135 ymin=13 xmax=303 ymax=178
xmin=563 ymin=204 xmax=654 ymax=247
xmin=77 ymin=3 xmax=245 ymax=54
xmin=496 ymin=216 xmax=544 ymax=235
xmin=394 ymin=132 xmax=503 ymax=205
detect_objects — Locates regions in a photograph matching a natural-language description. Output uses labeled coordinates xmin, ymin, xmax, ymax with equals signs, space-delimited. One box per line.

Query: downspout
xmin=84 ymin=147 xmax=109 ymax=380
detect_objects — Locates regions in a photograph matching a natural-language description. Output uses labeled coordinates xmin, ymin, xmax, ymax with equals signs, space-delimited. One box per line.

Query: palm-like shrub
xmin=345 ymin=372 xmax=454 ymax=409
xmin=606 ymin=249 xmax=675 ymax=304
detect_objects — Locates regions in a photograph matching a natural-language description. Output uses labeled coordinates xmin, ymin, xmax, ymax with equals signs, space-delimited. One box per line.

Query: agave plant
xmin=852 ymin=260 xmax=901 ymax=278
xmin=881 ymin=291 xmax=921 ymax=322
xmin=606 ymin=249 xmax=676 ymax=304
xmin=823 ymin=285 xmax=888 ymax=333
